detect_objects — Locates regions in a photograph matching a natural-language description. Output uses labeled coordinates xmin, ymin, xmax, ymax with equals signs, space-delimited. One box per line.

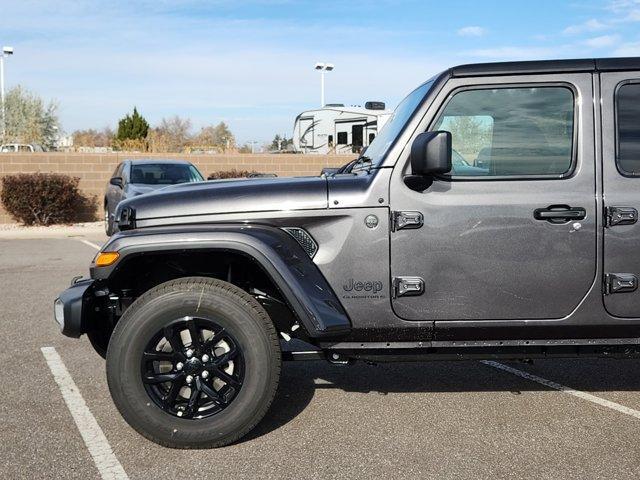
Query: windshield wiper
xmin=349 ymin=155 xmax=373 ymax=173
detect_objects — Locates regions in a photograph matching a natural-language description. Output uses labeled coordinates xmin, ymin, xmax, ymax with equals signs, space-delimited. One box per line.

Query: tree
xmin=148 ymin=116 xmax=192 ymax=153
xmin=269 ymin=134 xmax=293 ymax=151
xmin=441 ymin=115 xmax=492 ymax=162
xmin=237 ymin=143 xmax=253 ymax=153
xmin=2 ymin=85 xmax=60 ymax=149
xmin=193 ymin=122 xmax=235 ymax=151
xmin=72 ymin=127 xmax=114 ymax=148
xmin=116 ymin=107 xmax=149 ymax=141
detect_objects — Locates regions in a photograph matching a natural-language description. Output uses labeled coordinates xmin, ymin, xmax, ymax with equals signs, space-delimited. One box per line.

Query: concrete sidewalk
xmin=0 ymin=221 xmax=105 ymax=239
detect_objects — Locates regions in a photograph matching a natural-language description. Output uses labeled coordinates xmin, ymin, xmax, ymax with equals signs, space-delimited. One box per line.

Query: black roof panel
xmin=451 ymin=57 xmax=640 ymax=77
xmin=596 ymin=57 xmax=640 ymax=71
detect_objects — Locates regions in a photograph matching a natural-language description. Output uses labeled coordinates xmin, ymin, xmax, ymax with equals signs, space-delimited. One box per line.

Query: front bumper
xmin=53 ymin=278 xmax=95 ymax=338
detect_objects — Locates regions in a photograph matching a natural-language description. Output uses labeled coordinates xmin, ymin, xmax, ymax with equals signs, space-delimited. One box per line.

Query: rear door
xmin=298 ymin=116 xmax=314 ymax=153
xmin=601 ymin=71 xmax=640 ymax=317
xmin=389 ymin=73 xmax=597 ymax=321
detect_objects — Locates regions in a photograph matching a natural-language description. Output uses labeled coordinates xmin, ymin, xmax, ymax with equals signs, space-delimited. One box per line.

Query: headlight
xmin=54 ymin=298 xmax=65 ymax=330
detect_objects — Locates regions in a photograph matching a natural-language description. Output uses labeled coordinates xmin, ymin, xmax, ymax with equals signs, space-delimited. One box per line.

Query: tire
xmin=106 ymin=277 xmax=281 ymax=448
xmin=104 ymin=203 xmax=114 ymax=236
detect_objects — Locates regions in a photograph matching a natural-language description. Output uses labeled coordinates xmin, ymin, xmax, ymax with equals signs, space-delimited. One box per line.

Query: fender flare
xmin=91 ymin=224 xmax=351 ymax=338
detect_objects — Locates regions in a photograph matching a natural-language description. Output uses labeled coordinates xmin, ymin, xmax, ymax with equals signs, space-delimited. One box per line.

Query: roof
xmin=300 ymin=106 xmax=393 ymax=116
xmin=124 ymin=158 xmax=193 ymax=165
xmin=451 ymin=57 xmax=640 ymax=77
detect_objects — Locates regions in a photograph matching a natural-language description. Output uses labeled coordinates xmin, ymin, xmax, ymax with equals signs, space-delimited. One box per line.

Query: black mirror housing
xmin=110 ymin=177 xmax=124 ymax=188
xmin=410 ymin=131 xmax=452 ymax=175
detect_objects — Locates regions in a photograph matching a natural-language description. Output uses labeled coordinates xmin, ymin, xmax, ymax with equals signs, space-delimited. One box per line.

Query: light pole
xmin=1 ymin=46 xmax=14 ymax=139
xmin=314 ymin=62 xmax=334 ymax=107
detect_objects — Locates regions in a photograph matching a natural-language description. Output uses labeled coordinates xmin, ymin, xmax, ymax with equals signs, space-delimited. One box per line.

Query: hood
xmin=118 ymin=176 xmax=328 ymax=221
xmin=126 ymin=183 xmax=170 ymax=196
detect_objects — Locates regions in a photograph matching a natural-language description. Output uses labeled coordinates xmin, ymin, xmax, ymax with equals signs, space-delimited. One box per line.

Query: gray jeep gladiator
xmin=55 ymin=58 xmax=640 ymax=448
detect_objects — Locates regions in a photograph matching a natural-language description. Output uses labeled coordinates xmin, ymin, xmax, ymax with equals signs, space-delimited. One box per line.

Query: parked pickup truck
xmin=55 ymin=58 xmax=640 ymax=448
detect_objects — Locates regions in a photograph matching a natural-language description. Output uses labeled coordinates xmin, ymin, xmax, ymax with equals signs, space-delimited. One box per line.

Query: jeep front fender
xmin=91 ymin=224 xmax=351 ymax=338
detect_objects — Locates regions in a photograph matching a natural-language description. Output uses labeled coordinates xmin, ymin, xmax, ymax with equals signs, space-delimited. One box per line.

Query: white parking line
xmin=41 ymin=347 xmax=129 ymax=480
xmin=482 ymin=360 xmax=640 ymax=420
xmin=75 ymin=238 xmax=102 ymax=250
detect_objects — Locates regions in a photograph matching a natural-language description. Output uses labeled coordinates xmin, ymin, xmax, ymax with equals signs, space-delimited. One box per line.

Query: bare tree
xmin=193 ymin=122 xmax=235 ymax=152
xmin=72 ymin=127 xmax=114 ymax=148
xmin=148 ymin=116 xmax=193 ymax=153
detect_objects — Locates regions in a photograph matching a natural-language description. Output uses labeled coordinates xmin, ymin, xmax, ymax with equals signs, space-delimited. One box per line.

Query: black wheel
xmin=106 ymin=277 xmax=281 ymax=448
xmin=104 ymin=203 xmax=114 ymax=236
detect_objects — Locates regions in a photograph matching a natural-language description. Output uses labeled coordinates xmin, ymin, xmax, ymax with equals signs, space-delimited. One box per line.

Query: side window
xmin=337 ymin=132 xmax=348 ymax=145
xmin=616 ymin=82 xmax=640 ymax=176
xmin=432 ymin=86 xmax=574 ymax=177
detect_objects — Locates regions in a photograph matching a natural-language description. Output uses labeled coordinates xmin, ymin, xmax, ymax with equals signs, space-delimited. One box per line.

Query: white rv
xmin=293 ymin=102 xmax=392 ymax=154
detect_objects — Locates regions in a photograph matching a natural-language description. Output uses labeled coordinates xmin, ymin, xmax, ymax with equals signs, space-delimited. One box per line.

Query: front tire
xmin=106 ymin=277 xmax=281 ymax=448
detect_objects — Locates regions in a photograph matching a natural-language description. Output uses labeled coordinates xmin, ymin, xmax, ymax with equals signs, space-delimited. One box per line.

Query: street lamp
xmin=1 ymin=46 xmax=14 ymax=139
xmin=314 ymin=62 xmax=334 ymax=107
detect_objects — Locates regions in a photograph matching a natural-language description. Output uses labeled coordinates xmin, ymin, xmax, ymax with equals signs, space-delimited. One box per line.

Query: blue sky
xmin=2 ymin=0 xmax=640 ymax=143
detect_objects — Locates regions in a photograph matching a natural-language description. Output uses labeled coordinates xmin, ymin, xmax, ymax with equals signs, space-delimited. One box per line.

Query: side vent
xmin=282 ymin=227 xmax=318 ymax=258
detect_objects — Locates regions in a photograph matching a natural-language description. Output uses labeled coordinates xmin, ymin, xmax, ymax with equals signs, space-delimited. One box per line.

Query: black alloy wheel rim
xmin=141 ymin=316 xmax=244 ymax=419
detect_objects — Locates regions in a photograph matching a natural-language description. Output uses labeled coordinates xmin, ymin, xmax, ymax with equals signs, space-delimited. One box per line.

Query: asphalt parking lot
xmin=2 ymin=233 xmax=640 ymax=480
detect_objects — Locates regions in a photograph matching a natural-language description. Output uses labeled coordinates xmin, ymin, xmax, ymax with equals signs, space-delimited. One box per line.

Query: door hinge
xmin=605 ymin=206 xmax=638 ymax=227
xmin=391 ymin=211 xmax=423 ymax=231
xmin=393 ymin=276 xmax=425 ymax=298
xmin=604 ymin=273 xmax=638 ymax=295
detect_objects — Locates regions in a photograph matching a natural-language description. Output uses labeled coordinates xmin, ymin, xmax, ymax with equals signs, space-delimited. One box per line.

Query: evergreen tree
xmin=116 ymin=107 xmax=149 ymax=141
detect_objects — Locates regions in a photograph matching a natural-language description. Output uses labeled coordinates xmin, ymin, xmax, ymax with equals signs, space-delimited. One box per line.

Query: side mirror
xmin=110 ymin=177 xmax=123 ymax=188
xmin=410 ymin=131 xmax=452 ymax=175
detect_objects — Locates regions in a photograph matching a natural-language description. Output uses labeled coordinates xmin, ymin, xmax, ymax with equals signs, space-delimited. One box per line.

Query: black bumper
xmin=54 ymin=278 xmax=95 ymax=338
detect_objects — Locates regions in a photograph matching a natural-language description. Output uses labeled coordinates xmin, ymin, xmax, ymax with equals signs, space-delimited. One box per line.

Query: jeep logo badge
xmin=343 ymin=279 xmax=383 ymax=293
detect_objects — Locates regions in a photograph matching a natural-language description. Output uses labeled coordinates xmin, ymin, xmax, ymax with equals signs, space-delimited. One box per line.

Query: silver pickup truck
xmin=55 ymin=57 xmax=640 ymax=448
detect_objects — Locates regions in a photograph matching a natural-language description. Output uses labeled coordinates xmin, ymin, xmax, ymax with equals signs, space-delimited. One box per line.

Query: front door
xmin=601 ymin=71 xmax=640 ymax=318
xmin=390 ymin=73 xmax=597 ymax=321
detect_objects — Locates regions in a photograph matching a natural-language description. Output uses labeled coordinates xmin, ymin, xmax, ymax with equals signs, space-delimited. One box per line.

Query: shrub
xmin=207 ymin=169 xmax=260 ymax=180
xmin=1 ymin=173 xmax=96 ymax=225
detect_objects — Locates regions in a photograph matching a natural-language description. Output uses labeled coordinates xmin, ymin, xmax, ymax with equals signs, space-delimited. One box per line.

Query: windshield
xmin=361 ymin=79 xmax=435 ymax=168
xmin=130 ymin=163 xmax=204 ymax=185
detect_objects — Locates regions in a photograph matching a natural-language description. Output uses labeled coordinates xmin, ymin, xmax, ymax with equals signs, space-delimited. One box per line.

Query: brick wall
xmin=0 ymin=153 xmax=351 ymax=224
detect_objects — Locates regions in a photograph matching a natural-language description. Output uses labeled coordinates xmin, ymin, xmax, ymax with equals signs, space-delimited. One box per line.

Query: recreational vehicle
xmin=293 ymin=102 xmax=392 ymax=154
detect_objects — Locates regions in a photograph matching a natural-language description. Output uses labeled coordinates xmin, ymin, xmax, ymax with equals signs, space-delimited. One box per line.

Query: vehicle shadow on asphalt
xmin=244 ymin=358 xmax=640 ymax=443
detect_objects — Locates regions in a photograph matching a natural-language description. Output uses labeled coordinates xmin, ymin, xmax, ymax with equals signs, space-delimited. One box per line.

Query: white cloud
xmin=583 ymin=34 xmax=621 ymax=48
xmin=563 ymin=18 xmax=608 ymax=35
xmin=608 ymin=0 xmax=640 ymax=22
xmin=614 ymin=41 xmax=640 ymax=55
xmin=457 ymin=26 xmax=487 ymax=37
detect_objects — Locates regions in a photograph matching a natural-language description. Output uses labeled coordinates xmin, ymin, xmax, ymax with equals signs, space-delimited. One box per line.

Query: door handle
xmin=534 ymin=205 xmax=586 ymax=223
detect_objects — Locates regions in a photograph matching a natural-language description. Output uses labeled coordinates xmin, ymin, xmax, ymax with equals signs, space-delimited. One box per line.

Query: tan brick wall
xmin=0 ymin=153 xmax=351 ymax=223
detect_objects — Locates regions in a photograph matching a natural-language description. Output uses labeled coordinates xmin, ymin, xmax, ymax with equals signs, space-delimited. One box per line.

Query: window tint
xmin=433 ymin=86 xmax=574 ymax=177
xmin=129 ymin=163 xmax=203 ymax=185
xmin=616 ymin=82 xmax=640 ymax=175
xmin=337 ymin=132 xmax=348 ymax=145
